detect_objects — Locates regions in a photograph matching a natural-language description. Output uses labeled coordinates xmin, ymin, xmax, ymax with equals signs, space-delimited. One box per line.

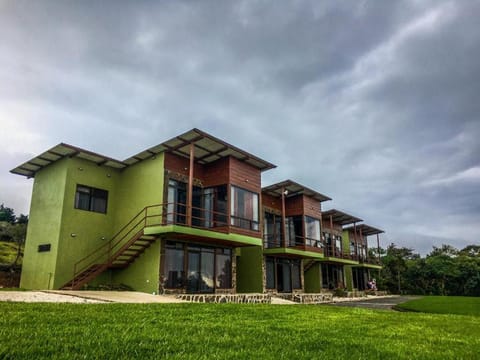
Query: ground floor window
xmin=352 ymin=268 xmax=368 ymax=290
xmin=321 ymin=264 xmax=344 ymax=289
xmin=265 ymin=257 xmax=302 ymax=292
xmin=163 ymin=241 xmax=232 ymax=293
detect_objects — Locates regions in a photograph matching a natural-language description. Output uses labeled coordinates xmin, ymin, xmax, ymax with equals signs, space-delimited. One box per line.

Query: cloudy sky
xmin=1 ymin=0 xmax=479 ymax=254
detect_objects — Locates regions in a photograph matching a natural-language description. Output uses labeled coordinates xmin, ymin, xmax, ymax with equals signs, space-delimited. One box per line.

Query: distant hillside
xmin=0 ymin=241 xmax=23 ymax=265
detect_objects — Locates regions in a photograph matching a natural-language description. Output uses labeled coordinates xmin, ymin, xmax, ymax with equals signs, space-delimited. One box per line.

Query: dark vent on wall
xmin=38 ymin=244 xmax=51 ymax=253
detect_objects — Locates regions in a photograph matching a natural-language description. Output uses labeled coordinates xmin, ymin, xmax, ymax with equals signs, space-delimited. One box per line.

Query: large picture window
xmin=305 ymin=216 xmax=321 ymax=248
xmin=263 ymin=212 xmax=282 ymax=248
xmin=163 ymin=241 xmax=232 ymax=292
xmin=266 ymin=256 xmax=302 ymax=292
xmin=75 ymin=185 xmax=108 ymax=214
xmin=285 ymin=216 xmax=303 ymax=246
xmin=230 ymin=186 xmax=259 ymax=231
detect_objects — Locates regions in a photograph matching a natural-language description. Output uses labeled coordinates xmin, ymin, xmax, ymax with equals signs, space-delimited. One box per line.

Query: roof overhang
xmin=262 ymin=180 xmax=331 ymax=203
xmin=10 ymin=128 xmax=276 ymax=178
xmin=10 ymin=143 xmax=127 ymax=178
xmin=124 ymin=128 xmax=276 ymax=171
xmin=322 ymin=209 xmax=362 ymax=225
xmin=344 ymin=223 xmax=384 ymax=236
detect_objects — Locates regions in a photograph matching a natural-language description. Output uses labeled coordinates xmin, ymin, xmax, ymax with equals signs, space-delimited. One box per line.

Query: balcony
xmin=141 ymin=202 xmax=262 ymax=247
xmin=263 ymin=234 xmax=324 ymax=258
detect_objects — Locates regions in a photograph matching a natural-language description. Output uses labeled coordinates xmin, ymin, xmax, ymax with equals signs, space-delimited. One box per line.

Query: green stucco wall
xmin=20 ymin=159 xmax=68 ymax=289
xmin=236 ymin=246 xmax=263 ymax=293
xmin=342 ymin=230 xmax=350 ymax=256
xmin=304 ymin=262 xmax=321 ymax=293
xmin=111 ymin=240 xmax=160 ymax=293
xmin=20 ymin=153 xmax=165 ymax=291
xmin=344 ymin=265 xmax=353 ymax=291
xmin=52 ymin=158 xmax=121 ymax=289
xmin=114 ymin=155 xmax=165 ymax=228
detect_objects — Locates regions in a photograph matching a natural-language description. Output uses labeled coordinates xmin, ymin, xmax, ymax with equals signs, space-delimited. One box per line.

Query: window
xmin=266 ymin=257 xmax=276 ymax=289
xmin=263 ymin=212 xmax=282 ymax=248
xmin=167 ymin=180 xmax=187 ymax=224
xmin=266 ymin=257 xmax=301 ymax=292
xmin=305 ymin=216 xmax=321 ymax=247
xmin=192 ymin=185 xmax=227 ymax=228
xmin=285 ymin=216 xmax=303 ymax=246
xmin=75 ymin=185 xmax=108 ymax=213
xmin=215 ymin=248 xmax=232 ymax=289
xmin=163 ymin=241 xmax=232 ymax=292
xmin=230 ymin=186 xmax=259 ymax=231
xmin=322 ymin=264 xmax=344 ymax=289
xmin=164 ymin=242 xmax=185 ymax=288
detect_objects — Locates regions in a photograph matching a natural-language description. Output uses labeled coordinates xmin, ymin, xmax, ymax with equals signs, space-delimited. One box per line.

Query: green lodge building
xmin=11 ymin=128 xmax=384 ymax=298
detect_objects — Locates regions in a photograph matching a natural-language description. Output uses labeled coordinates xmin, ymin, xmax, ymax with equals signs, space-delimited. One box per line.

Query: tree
xmin=16 ymin=214 xmax=29 ymax=225
xmin=379 ymin=243 xmax=418 ymax=294
xmin=0 ymin=204 xmax=15 ymax=224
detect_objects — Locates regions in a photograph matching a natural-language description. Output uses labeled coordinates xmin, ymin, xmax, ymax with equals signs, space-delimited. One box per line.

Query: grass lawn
xmin=395 ymin=296 xmax=480 ymax=316
xmin=0 ymin=303 xmax=479 ymax=359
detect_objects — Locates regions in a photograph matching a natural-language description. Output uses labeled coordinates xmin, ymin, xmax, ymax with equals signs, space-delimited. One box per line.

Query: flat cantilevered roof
xmin=322 ymin=209 xmax=362 ymax=225
xmin=262 ymin=179 xmax=331 ymax=203
xmin=344 ymin=223 xmax=384 ymax=236
xmin=124 ymin=128 xmax=276 ymax=171
xmin=11 ymin=128 xmax=276 ymax=178
xmin=10 ymin=143 xmax=127 ymax=178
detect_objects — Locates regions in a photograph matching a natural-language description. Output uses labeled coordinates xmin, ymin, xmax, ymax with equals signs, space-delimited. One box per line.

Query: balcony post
xmin=353 ymin=222 xmax=358 ymax=259
xmin=329 ymin=214 xmax=334 ymax=257
xmin=187 ymin=143 xmax=194 ymax=226
xmin=377 ymin=233 xmax=380 ymax=262
xmin=281 ymin=187 xmax=286 ymax=247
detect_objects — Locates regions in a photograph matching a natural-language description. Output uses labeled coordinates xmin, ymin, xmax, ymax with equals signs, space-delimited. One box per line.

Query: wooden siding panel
xmin=164 ymin=153 xmax=205 ymax=180
xmin=202 ymin=157 xmax=229 ymax=187
xmin=303 ymin=196 xmax=322 ymax=219
xmin=262 ymin=193 xmax=282 ymax=212
xmin=322 ymin=220 xmax=343 ymax=233
xmin=229 ymin=157 xmax=261 ymax=194
xmin=285 ymin=195 xmax=304 ymax=217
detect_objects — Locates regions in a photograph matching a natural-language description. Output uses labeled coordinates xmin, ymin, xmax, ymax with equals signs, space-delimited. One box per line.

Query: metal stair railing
xmin=71 ymin=206 xmax=153 ymax=289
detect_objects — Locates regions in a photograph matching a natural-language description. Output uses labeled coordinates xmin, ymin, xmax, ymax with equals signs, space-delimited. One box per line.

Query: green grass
xmin=0 ymin=241 xmax=22 ymax=265
xmin=396 ymin=296 xmax=480 ymax=316
xmin=0 ymin=303 xmax=478 ymax=359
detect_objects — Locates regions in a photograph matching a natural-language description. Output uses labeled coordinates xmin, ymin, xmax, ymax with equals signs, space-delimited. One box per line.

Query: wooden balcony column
xmin=329 ymin=215 xmax=335 ymax=256
xmin=377 ymin=233 xmax=381 ymax=262
xmin=360 ymin=228 xmax=364 ymax=259
xmin=281 ymin=187 xmax=287 ymax=247
xmin=353 ymin=222 xmax=358 ymax=257
xmin=187 ymin=143 xmax=195 ymax=226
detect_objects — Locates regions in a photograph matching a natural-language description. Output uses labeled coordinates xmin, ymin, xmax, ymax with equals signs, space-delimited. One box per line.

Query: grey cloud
xmin=1 ymin=0 xmax=479 ymax=254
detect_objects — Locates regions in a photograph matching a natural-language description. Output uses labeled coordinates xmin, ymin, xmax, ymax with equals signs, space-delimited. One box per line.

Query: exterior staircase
xmin=61 ymin=206 xmax=162 ymax=290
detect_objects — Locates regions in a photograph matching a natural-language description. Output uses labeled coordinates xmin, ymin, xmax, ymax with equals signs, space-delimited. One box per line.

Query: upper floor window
xmin=305 ymin=216 xmax=321 ymax=247
xmin=263 ymin=212 xmax=282 ymax=247
xmin=75 ymin=185 xmax=108 ymax=214
xmin=285 ymin=216 xmax=303 ymax=246
xmin=230 ymin=186 xmax=259 ymax=231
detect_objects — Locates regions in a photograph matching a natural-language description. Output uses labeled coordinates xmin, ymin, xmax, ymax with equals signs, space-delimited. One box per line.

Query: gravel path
xmin=0 ymin=291 xmax=185 ymax=303
xmin=0 ymin=291 xmax=106 ymax=303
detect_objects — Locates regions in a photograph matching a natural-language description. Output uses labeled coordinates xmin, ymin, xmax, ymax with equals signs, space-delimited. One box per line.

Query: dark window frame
xmin=74 ymin=184 xmax=108 ymax=214
xmin=163 ymin=241 xmax=233 ymax=292
xmin=230 ymin=186 xmax=259 ymax=231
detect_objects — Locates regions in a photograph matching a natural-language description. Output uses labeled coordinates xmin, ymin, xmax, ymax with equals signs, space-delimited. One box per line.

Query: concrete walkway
xmin=331 ymin=295 xmax=419 ymax=310
xmin=46 ymin=290 xmax=186 ymax=303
